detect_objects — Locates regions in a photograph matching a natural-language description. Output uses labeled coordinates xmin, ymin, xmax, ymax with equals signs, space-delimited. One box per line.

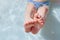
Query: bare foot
xmin=24 ymin=2 xmax=38 ymax=34
xmin=30 ymin=6 xmax=48 ymax=34
xmin=24 ymin=19 xmax=37 ymax=32
xmin=31 ymin=22 xmax=41 ymax=34
xmin=24 ymin=19 xmax=41 ymax=34
xmin=24 ymin=8 xmax=37 ymax=33
xmin=34 ymin=6 xmax=48 ymax=26
xmin=34 ymin=13 xmax=46 ymax=26
xmin=24 ymin=2 xmax=48 ymax=34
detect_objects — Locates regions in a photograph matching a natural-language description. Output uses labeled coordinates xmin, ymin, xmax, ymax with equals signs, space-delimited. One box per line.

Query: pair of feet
xmin=25 ymin=14 xmax=45 ymax=34
xmin=24 ymin=5 xmax=48 ymax=34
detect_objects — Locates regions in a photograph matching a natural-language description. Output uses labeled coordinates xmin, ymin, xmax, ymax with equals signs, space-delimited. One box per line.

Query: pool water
xmin=0 ymin=0 xmax=60 ymax=40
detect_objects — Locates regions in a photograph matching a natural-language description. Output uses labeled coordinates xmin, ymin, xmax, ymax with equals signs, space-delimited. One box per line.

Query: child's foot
xmin=31 ymin=21 xmax=41 ymax=34
xmin=24 ymin=2 xmax=37 ymax=33
xmin=24 ymin=19 xmax=37 ymax=32
xmin=34 ymin=6 xmax=48 ymax=26
xmin=34 ymin=13 xmax=46 ymax=26
xmin=24 ymin=7 xmax=37 ymax=33
xmin=30 ymin=13 xmax=44 ymax=34
xmin=24 ymin=19 xmax=41 ymax=34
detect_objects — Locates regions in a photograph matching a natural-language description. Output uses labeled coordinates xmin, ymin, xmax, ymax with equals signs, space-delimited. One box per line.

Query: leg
xmin=31 ymin=5 xmax=49 ymax=34
xmin=34 ymin=5 xmax=49 ymax=26
xmin=24 ymin=2 xmax=37 ymax=32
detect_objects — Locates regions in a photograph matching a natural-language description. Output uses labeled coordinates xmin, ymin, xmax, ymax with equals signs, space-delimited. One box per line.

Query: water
xmin=0 ymin=0 xmax=60 ymax=40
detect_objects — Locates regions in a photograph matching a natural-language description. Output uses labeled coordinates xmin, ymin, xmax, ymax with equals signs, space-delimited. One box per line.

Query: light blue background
xmin=0 ymin=0 xmax=60 ymax=40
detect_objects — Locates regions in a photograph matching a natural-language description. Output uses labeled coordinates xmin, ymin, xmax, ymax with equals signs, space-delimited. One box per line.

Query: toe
xmin=25 ymin=27 xmax=31 ymax=33
xmin=24 ymin=21 xmax=35 ymax=33
xmin=31 ymin=26 xmax=40 ymax=34
xmin=38 ymin=18 xmax=45 ymax=26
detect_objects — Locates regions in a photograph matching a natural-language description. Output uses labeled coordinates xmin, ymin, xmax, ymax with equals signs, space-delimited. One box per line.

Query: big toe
xmin=31 ymin=26 xmax=40 ymax=34
xmin=24 ymin=21 xmax=35 ymax=33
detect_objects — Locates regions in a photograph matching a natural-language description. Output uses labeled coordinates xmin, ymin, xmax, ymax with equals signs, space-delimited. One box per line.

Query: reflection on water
xmin=40 ymin=1 xmax=60 ymax=40
xmin=0 ymin=0 xmax=60 ymax=40
xmin=0 ymin=0 xmax=27 ymax=40
xmin=53 ymin=8 xmax=60 ymax=22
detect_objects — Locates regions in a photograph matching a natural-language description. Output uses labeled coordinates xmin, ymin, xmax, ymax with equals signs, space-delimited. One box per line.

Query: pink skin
xmin=24 ymin=20 xmax=37 ymax=32
xmin=24 ymin=19 xmax=41 ymax=34
xmin=31 ymin=6 xmax=48 ymax=34
xmin=24 ymin=7 xmax=37 ymax=33
xmin=34 ymin=6 xmax=48 ymax=26
xmin=24 ymin=1 xmax=48 ymax=34
xmin=24 ymin=6 xmax=48 ymax=34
